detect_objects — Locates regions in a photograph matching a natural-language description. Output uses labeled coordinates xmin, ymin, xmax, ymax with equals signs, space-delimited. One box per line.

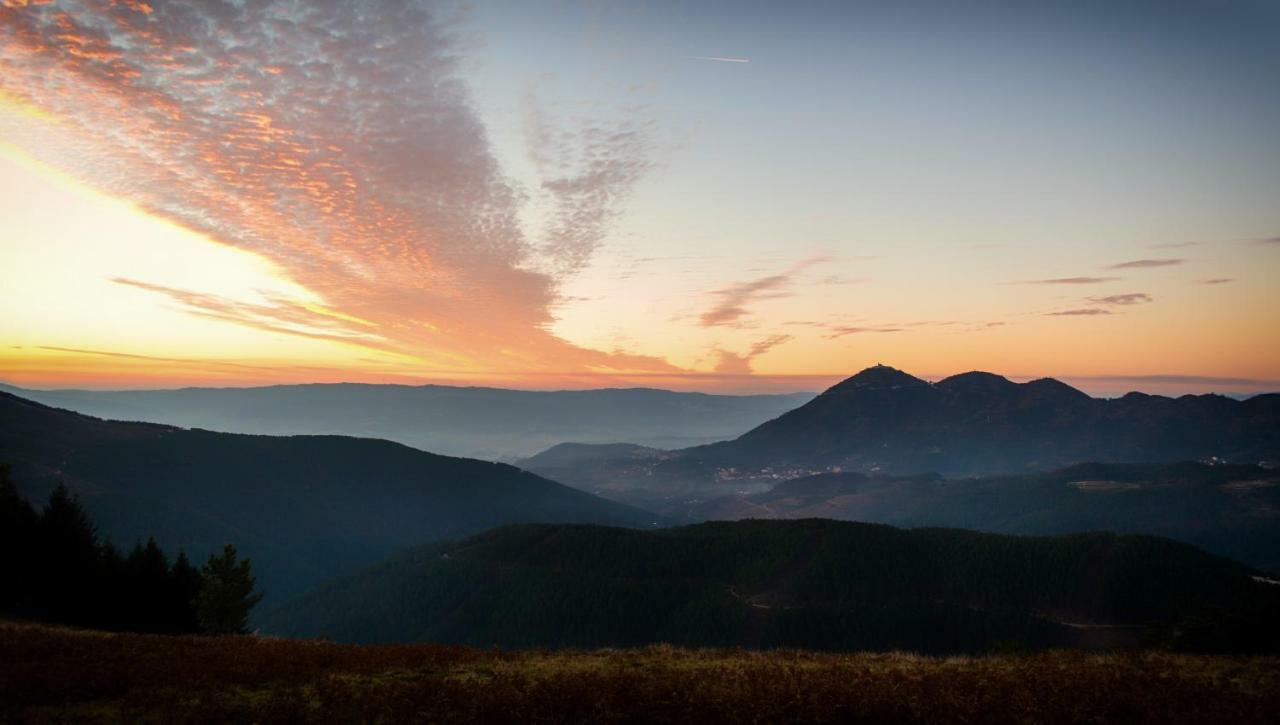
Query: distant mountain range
xmin=0 ymin=382 xmax=813 ymax=461
xmin=0 ymin=392 xmax=660 ymax=604
xmin=522 ymin=365 xmax=1280 ymax=511
xmin=262 ymin=519 xmax=1280 ymax=653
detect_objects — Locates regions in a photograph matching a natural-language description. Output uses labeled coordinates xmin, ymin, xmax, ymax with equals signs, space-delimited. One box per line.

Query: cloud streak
xmin=1020 ymin=277 xmax=1120 ymax=285
xmin=1047 ymin=309 xmax=1113 ymax=316
xmin=711 ymin=334 xmax=792 ymax=375
xmin=1088 ymin=293 xmax=1152 ymax=306
xmin=1107 ymin=258 xmax=1185 ymax=269
xmin=699 ymin=257 xmax=828 ymax=328
xmin=824 ymin=326 xmax=903 ymax=339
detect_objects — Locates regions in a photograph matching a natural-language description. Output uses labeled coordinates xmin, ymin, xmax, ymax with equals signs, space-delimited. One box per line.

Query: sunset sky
xmin=2 ymin=0 xmax=1278 ymax=395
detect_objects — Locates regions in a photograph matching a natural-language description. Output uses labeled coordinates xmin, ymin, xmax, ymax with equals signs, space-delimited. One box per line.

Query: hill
xmin=262 ymin=519 xmax=1280 ymax=653
xmin=521 ymin=365 xmax=1280 ymax=510
xmin=0 ymin=392 xmax=659 ymax=604
xmin=0 ymin=382 xmax=813 ymax=461
xmin=5 ymin=622 xmax=1278 ymax=724
xmin=685 ymin=462 xmax=1280 ymax=573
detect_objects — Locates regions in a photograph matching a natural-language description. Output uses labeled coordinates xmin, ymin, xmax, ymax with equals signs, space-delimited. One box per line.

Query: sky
xmin=1 ymin=0 xmax=1278 ymax=395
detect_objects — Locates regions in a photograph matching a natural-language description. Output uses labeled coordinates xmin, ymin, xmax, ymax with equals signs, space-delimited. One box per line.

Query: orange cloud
xmin=712 ymin=334 xmax=793 ymax=374
xmin=700 ymin=257 xmax=829 ymax=328
xmin=0 ymin=0 xmax=675 ymax=379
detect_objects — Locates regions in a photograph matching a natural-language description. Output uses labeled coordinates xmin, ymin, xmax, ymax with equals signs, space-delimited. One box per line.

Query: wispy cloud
xmin=824 ymin=326 xmax=903 ymax=339
xmin=699 ymin=257 xmax=829 ymax=327
xmin=691 ymin=56 xmax=750 ymax=63
xmin=818 ymin=275 xmax=866 ymax=286
xmin=522 ymin=90 xmax=656 ymax=276
xmin=711 ymin=334 xmax=791 ymax=375
xmin=1106 ymin=258 xmax=1185 ymax=269
xmin=1020 ymin=277 xmax=1120 ymax=285
xmin=1201 ymin=278 xmax=1235 ymax=285
xmin=111 ymin=277 xmax=388 ymax=349
xmin=1088 ymin=293 xmax=1152 ymax=306
xmin=37 ymin=346 xmax=272 ymax=371
xmin=1047 ymin=309 xmax=1113 ymax=316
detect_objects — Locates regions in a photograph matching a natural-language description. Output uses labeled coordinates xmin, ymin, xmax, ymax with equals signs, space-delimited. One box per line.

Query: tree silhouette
xmin=0 ymin=465 xmax=37 ymax=611
xmin=195 ymin=544 xmax=264 ymax=634
xmin=34 ymin=484 xmax=100 ymax=623
xmin=167 ymin=552 xmax=203 ymax=633
xmin=1 ymin=464 xmax=209 ymax=633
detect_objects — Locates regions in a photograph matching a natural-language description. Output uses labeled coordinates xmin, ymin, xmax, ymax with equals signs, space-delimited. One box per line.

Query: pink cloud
xmin=0 ymin=0 xmax=671 ymax=376
xmin=699 ymin=257 xmax=829 ymax=328
xmin=711 ymin=334 xmax=793 ymax=375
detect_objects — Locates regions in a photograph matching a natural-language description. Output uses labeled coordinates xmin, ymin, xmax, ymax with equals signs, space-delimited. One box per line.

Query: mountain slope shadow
xmin=0 ymin=391 xmax=661 ymax=605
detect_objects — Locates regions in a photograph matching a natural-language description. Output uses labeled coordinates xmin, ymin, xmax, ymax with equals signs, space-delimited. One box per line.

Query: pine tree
xmin=124 ymin=537 xmax=171 ymax=632
xmin=34 ymin=484 xmax=100 ymax=624
xmin=195 ymin=544 xmax=264 ymax=635
xmin=167 ymin=552 xmax=204 ymax=633
xmin=0 ymin=465 xmax=220 ymax=634
xmin=0 ymin=464 xmax=38 ymax=612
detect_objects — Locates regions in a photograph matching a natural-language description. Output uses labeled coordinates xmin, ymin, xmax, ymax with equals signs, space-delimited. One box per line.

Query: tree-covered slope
xmin=263 ymin=519 xmax=1280 ymax=653
xmin=0 ymin=392 xmax=660 ymax=604
xmin=686 ymin=462 xmax=1280 ymax=573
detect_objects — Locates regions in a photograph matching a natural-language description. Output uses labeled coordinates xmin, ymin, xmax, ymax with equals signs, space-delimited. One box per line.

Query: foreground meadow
xmin=2 ymin=621 xmax=1277 ymax=724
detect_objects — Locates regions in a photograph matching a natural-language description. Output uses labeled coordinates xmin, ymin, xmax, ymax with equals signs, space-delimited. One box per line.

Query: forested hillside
xmin=0 ymin=392 xmax=659 ymax=605
xmin=264 ymin=519 xmax=1280 ymax=653
xmin=685 ymin=462 xmax=1280 ymax=572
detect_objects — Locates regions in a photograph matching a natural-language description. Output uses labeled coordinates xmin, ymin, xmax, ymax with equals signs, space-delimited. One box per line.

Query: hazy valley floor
xmin=2 ymin=621 xmax=1278 ymax=724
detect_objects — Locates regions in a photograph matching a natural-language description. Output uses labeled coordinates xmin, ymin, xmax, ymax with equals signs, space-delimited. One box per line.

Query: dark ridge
xmin=935 ymin=371 xmax=1018 ymax=394
xmin=523 ymin=365 xmax=1280 ymax=514
xmin=263 ymin=519 xmax=1280 ymax=653
xmin=679 ymin=461 xmax=1280 ymax=573
xmin=1021 ymin=376 xmax=1092 ymax=401
xmin=823 ymin=364 xmax=930 ymax=394
xmin=0 ymin=391 xmax=662 ymax=607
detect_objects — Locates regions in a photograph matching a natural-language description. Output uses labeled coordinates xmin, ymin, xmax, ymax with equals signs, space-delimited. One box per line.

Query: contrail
xmin=692 ymin=56 xmax=750 ymax=63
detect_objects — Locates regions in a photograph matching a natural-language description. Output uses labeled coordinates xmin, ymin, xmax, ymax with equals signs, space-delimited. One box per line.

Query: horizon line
xmin=4 ymin=369 xmax=1277 ymax=397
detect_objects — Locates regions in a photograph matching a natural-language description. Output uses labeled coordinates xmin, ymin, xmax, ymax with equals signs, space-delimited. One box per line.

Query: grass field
xmin=2 ymin=621 xmax=1278 ymax=724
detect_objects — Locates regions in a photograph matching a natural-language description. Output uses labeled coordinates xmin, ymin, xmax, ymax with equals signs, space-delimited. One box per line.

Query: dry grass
xmin=2 ymin=621 xmax=1278 ymax=724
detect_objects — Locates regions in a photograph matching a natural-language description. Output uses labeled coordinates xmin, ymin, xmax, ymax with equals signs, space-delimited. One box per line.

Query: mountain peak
xmin=936 ymin=371 xmax=1016 ymax=394
xmin=1022 ymin=377 xmax=1091 ymax=402
xmin=825 ymin=365 xmax=929 ymax=394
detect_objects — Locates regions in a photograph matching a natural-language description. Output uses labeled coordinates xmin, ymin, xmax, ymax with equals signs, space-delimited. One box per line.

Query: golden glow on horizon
xmin=1 ymin=144 xmax=1277 ymax=394
xmin=0 ymin=147 xmax=412 ymax=384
